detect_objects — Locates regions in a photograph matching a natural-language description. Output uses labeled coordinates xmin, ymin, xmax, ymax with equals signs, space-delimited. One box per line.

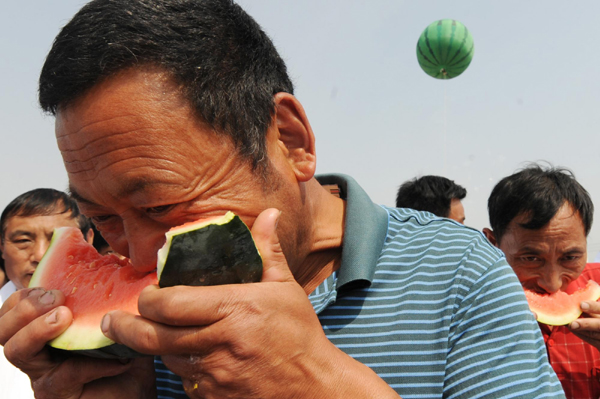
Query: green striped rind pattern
xmin=417 ymin=19 xmax=474 ymax=79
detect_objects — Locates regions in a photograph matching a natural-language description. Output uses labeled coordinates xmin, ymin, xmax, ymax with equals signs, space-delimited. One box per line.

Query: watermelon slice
xmin=29 ymin=227 xmax=157 ymax=358
xmin=157 ymin=211 xmax=262 ymax=288
xmin=29 ymin=211 xmax=262 ymax=358
xmin=524 ymin=280 xmax=600 ymax=326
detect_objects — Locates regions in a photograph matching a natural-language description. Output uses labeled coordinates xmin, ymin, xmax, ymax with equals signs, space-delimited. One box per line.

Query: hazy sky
xmin=2 ymin=1 xmax=600 ymax=257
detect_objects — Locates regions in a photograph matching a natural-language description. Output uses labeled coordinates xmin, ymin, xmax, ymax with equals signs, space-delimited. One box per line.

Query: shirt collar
xmin=315 ymin=174 xmax=389 ymax=291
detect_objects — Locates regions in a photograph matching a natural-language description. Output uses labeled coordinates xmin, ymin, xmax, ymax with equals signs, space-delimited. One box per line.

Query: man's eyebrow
xmin=564 ymin=247 xmax=586 ymax=254
xmin=116 ymin=178 xmax=150 ymax=199
xmin=518 ymin=246 xmax=543 ymax=254
xmin=69 ymin=179 xmax=151 ymax=206
xmin=68 ymin=185 xmax=96 ymax=206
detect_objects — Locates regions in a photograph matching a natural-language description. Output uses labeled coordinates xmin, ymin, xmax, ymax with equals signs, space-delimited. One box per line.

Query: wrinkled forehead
xmin=54 ymin=68 xmax=201 ymax=184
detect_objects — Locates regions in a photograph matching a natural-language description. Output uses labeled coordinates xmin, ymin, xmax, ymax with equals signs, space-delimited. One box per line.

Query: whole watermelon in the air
xmin=416 ymin=19 xmax=474 ymax=80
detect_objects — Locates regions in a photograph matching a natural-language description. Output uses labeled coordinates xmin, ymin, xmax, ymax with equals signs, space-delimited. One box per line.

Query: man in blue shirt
xmin=0 ymin=1 xmax=564 ymax=398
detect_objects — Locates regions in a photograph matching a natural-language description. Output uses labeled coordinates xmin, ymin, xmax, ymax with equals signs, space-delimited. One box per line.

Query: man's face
xmin=447 ymin=199 xmax=465 ymax=224
xmin=0 ymin=212 xmax=81 ymax=289
xmin=56 ymin=68 xmax=305 ymax=273
xmin=496 ymin=204 xmax=587 ymax=294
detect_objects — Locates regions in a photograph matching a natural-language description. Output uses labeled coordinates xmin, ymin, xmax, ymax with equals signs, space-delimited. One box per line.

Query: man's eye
xmin=145 ymin=205 xmax=173 ymax=215
xmin=521 ymin=256 xmax=540 ymax=262
xmin=91 ymin=215 xmax=115 ymax=223
xmin=11 ymin=239 xmax=33 ymax=249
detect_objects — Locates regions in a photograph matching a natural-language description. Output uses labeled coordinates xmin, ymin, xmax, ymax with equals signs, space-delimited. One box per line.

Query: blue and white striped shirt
xmin=155 ymin=174 xmax=565 ymax=398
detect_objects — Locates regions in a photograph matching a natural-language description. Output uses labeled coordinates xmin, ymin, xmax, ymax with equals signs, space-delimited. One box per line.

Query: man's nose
xmin=30 ymin=239 xmax=50 ymax=263
xmin=123 ymin=217 xmax=167 ymax=272
xmin=537 ymin=270 xmax=565 ymax=294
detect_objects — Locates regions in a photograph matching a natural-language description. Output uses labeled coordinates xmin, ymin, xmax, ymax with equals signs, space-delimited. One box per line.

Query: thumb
xmin=251 ymin=208 xmax=295 ymax=283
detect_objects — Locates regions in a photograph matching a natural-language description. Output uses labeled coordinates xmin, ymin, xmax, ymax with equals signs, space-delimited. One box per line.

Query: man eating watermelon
xmin=0 ymin=1 xmax=565 ymax=398
xmin=483 ymin=164 xmax=600 ymax=399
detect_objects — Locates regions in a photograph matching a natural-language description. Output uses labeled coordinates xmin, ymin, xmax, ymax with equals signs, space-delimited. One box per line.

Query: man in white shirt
xmin=0 ymin=188 xmax=93 ymax=399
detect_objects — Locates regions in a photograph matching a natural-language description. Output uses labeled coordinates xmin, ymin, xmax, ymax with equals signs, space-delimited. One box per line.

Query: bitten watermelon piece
xmin=29 ymin=212 xmax=262 ymax=358
xmin=524 ymin=280 xmax=600 ymax=326
xmin=157 ymin=211 xmax=262 ymax=288
xmin=29 ymin=227 xmax=158 ymax=358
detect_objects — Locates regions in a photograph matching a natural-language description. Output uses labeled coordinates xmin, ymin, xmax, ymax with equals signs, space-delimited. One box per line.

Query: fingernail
xmin=101 ymin=314 xmax=111 ymax=334
xmin=27 ymin=288 xmax=44 ymax=298
xmin=581 ymin=302 xmax=590 ymax=310
xmin=45 ymin=309 xmax=59 ymax=324
xmin=39 ymin=291 xmax=55 ymax=305
xmin=571 ymin=321 xmax=580 ymax=330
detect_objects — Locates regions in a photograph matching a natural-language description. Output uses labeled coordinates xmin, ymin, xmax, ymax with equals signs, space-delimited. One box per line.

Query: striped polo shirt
xmin=155 ymin=173 xmax=565 ymax=399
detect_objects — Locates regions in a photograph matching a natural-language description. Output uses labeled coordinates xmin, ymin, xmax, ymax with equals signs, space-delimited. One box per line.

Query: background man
xmin=483 ymin=164 xmax=599 ymax=398
xmin=0 ymin=1 xmax=564 ymax=398
xmin=0 ymin=259 xmax=6 ymax=289
xmin=0 ymin=188 xmax=93 ymax=399
xmin=395 ymin=175 xmax=467 ymax=224
xmin=0 ymin=188 xmax=93 ymax=297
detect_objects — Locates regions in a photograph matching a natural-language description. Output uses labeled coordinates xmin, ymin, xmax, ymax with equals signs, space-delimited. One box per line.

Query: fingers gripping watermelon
xmin=29 ymin=212 xmax=262 ymax=358
xmin=416 ymin=19 xmax=474 ymax=80
xmin=525 ymin=280 xmax=600 ymax=326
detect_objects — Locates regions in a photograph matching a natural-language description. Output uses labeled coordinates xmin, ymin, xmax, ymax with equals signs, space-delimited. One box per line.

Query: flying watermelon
xmin=417 ymin=19 xmax=474 ymax=79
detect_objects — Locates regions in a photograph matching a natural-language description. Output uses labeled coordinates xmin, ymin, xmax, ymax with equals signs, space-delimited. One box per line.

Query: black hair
xmin=39 ymin=0 xmax=293 ymax=171
xmin=91 ymin=224 xmax=111 ymax=254
xmin=395 ymin=175 xmax=467 ymax=217
xmin=487 ymin=164 xmax=594 ymax=243
xmin=0 ymin=188 xmax=91 ymax=242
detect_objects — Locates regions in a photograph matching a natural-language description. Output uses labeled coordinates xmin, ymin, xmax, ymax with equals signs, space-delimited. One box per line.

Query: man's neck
xmin=294 ymin=179 xmax=346 ymax=294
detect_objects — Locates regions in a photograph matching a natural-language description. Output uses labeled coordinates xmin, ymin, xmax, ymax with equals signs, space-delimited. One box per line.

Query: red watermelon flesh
xmin=29 ymin=227 xmax=157 ymax=356
xmin=524 ymin=280 xmax=600 ymax=326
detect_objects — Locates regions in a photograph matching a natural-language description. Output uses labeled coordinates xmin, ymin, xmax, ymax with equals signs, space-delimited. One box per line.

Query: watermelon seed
xmin=71 ymin=287 xmax=77 ymax=294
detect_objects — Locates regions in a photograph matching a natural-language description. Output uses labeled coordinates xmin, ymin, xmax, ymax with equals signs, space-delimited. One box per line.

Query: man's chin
xmin=19 ymin=274 xmax=34 ymax=290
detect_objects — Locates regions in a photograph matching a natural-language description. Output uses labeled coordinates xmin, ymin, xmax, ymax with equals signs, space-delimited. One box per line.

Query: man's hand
xmin=569 ymin=301 xmax=600 ymax=349
xmin=102 ymin=208 xmax=400 ymax=399
xmin=0 ymin=288 xmax=156 ymax=399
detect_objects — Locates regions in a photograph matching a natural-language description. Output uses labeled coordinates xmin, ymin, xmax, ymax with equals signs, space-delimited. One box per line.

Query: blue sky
xmin=3 ymin=1 xmax=600 ymax=257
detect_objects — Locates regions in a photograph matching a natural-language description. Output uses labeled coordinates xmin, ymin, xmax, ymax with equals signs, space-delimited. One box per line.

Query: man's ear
xmin=273 ymin=92 xmax=316 ymax=182
xmin=85 ymin=228 xmax=95 ymax=245
xmin=482 ymin=228 xmax=498 ymax=247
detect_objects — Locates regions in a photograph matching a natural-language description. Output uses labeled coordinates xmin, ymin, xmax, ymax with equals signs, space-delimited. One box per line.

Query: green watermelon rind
xmin=416 ymin=19 xmax=474 ymax=80
xmin=525 ymin=280 xmax=600 ymax=326
xmin=157 ymin=211 xmax=263 ymax=288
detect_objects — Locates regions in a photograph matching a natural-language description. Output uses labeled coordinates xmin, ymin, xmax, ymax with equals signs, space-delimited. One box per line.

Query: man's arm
xmin=101 ymin=209 xmax=401 ymax=399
